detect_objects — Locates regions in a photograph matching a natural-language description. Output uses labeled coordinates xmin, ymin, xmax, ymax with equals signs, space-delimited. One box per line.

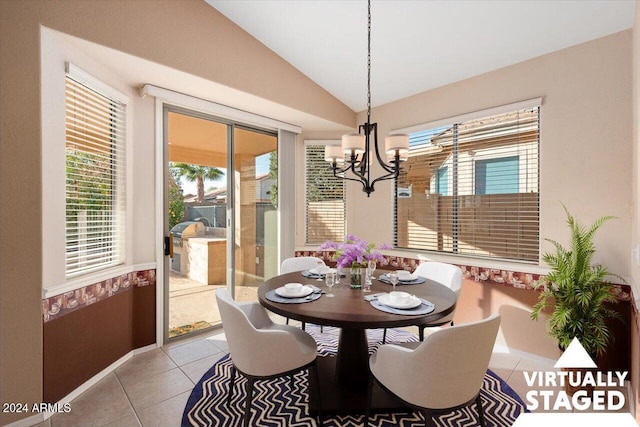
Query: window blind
xmin=395 ymin=107 xmax=539 ymax=262
xmin=305 ymin=144 xmax=346 ymax=244
xmin=65 ymin=70 xmax=127 ymax=277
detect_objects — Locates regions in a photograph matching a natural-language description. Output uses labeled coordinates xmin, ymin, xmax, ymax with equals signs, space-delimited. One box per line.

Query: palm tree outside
xmin=172 ymin=163 xmax=224 ymax=202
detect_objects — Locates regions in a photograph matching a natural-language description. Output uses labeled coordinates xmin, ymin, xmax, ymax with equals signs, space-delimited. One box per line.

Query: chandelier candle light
xmin=324 ymin=0 xmax=409 ymax=197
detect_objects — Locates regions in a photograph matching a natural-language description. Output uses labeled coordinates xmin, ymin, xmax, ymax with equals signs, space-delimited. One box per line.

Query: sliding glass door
xmin=163 ymin=108 xmax=278 ymax=340
xmin=232 ymin=127 xmax=278 ymax=301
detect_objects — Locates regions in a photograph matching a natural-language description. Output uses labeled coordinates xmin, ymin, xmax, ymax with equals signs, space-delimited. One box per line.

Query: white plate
xmin=275 ymin=285 xmax=313 ymax=298
xmin=378 ymin=294 xmax=422 ymax=310
xmin=397 ymin=272 xmax=418 ymax=281
xmin=308 ymin=268 xmax=320 ymax=275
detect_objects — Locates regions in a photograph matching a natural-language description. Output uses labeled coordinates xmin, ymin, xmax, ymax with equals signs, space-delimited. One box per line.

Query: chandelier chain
xmin=367 ymin=0 xmax=371 ymax=123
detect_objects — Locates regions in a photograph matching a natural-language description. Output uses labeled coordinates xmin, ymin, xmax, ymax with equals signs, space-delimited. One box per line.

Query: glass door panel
xmin=232 ymin=127 xmax=278 ymax=302
xmin=166 ymin=110 xmax=228 ymax=339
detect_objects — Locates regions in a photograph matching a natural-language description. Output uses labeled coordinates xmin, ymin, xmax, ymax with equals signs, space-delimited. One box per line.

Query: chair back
xmin=215 ymin=289 xmax=262 ymax=374
xmin=281 ymin=256 xmax=324 ymax=274
xmin=215 ymin=289 xmax=317 ymax=377
xmin=414 ymin=262 xmax=462 ymax=297
xmin=373 ymin=314 xmax=500 ymax=409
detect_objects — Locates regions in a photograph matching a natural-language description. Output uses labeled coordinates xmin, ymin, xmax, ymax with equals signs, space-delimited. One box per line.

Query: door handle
xmin=164 ymin=234 xmax=174 ymax=258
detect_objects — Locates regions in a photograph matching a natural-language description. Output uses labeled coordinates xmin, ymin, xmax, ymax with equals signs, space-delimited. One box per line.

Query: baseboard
xmin=2 ymin=413 xmax=44 ymax=427
xmin=133 ymin=343 xmax=158 ymax=356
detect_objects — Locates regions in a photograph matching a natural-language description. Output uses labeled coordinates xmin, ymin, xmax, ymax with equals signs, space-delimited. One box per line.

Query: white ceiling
xmin=208 ymin=0 xmax=635 ymax=112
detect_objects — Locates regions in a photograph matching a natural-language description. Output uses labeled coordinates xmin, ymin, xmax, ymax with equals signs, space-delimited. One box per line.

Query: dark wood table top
xmin=258 ymin=271 xmax=457 ymax=329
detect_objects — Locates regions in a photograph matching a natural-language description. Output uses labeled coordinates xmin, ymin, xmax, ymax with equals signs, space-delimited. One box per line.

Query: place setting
xmin=378 ymin=270 xmax=426 ymax=286
xmin=300 ymin=264 xmax=345 ymax=280
xmin=265 ymin=282 xmax=324 ymax=304
xmin=366 ymin=290 xmax=435 ymax=315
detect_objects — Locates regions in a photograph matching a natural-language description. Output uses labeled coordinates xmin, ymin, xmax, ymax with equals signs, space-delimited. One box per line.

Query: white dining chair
xmin=414 ymin=262 xmax=462 ymax=340
xmin=281 ymin=256 xmax=325 ymax=274
xmin=367 ymin=314 xmax=501 ymax=427
xmin=281 ymin=256 xmax=326 ymax=330
xmin=215 ymin=289 xmax=323 ymax=427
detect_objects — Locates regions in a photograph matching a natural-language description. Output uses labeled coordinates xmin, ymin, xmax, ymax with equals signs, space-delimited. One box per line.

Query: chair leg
xmin=320 ymin=325 xmax=324 ymax=333
xmin=419 ymin=326 xmax=425 ymax=341
xmin=365 ymin=374 xmax=374 ymax=426
xmin=311 ymin=362 xmax=323 ymax=426
xmin=286 ymin=317 xmax=290 ymax=325
xmin=302 ymin=321 xmax=306 ymax=330
xmin=382 ymin=328 xmax=387 ymax=344
xmin=476 ymin=394 xmax=486 ymax=427
xmin=228 ymin=365 xmax=236 ymax=406
xmin=243 ymin=377 xmax=254 ymax=427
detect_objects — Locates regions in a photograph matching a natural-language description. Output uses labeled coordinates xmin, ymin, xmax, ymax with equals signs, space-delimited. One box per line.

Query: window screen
xmin=305 ymin=144 xmax=346 ymax=244
xmin=395 ymin=107 xmax=539 ymax=262
xmin=65 ymin=68 xmax=127 ymax=277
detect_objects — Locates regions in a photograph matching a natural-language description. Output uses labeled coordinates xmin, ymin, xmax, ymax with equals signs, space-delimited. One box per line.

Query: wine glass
xmin=388 ymin=271 xmax=399 ymax=291
xmin=367 ymin=260 xmax=377 ymax=280
xmin=315 ymin=260 xmax=326 ymax=281
xmin=325 ymin=270 xmax=336 ymax=298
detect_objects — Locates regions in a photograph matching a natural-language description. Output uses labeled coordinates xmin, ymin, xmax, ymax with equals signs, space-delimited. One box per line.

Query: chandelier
xmin=324 ymin=0 xmax=409 ymax=197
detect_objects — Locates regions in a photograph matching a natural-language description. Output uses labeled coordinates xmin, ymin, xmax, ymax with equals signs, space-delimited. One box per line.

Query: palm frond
xmin=535 ymin=204 xmax=621 ymax=356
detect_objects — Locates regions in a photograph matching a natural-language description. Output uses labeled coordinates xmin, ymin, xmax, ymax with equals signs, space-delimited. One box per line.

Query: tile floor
xmin=36 ymin=316 xmax=630 ymax=427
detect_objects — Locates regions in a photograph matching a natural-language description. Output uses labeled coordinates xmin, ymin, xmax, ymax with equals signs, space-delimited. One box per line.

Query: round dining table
xmin=258 ymin=270 xmax=457 ymax=415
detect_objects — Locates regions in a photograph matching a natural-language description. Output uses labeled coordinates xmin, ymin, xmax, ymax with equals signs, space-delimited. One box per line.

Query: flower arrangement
xmin=318 ymin=234 xmax=390 ymax=268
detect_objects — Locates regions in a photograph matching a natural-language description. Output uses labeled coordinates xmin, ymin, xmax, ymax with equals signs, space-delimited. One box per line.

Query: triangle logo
xmin=553 ymin=337 xmax=597 ymax=369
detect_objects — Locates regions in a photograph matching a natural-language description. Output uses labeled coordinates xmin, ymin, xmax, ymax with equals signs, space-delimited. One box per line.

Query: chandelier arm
xmin=332 ymin=167 xmax=370 ymax=192
xmin=371 ymin=124 xmax=398 ymax=174
xmin=369 ymin=167 xmax=401 ymax=188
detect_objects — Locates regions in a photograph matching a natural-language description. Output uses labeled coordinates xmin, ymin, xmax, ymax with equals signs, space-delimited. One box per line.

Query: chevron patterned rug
xmin=182 ymin=326 xmax=527 ymax=426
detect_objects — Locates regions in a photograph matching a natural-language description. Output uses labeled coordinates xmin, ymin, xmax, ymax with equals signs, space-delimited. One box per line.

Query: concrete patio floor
xmin=168 ymin=272 xmax=258 ymax=337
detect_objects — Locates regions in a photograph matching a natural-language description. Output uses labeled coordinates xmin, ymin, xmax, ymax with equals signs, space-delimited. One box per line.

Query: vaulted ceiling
xmin=209 ymin=0 xmax=635 ymax=112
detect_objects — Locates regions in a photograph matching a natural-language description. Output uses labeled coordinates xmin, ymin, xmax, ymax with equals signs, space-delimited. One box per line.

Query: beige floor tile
xmin=180 ymin=352 xmax=226 ymax=383
xmin=489 ymin=350 xmax=522 ymax=382
xmin=50 ymin=373 xmax=135 ymax=427
xmin=30 ymin=418 xmax=51 ymax=427
xmin=122 ymin=368 xmax=194 ymax=411
xmin=163 ymin=339 xmax=221 ymax=366
xmin=137 ymin=391 xmax=191 ymax=427
xmin=104 ymin=414 xmax=142 ymax=427
xmin=506 ymin=358 xmax=572 ymax=413
xmin=205 ymin=333 xmax=228 ymax=352
xmin=115 ymin=349 xmax=177 ymax=387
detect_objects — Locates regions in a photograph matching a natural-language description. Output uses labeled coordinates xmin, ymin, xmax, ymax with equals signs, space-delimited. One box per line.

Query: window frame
xmin=64 ymin=63 xmax=129 ymax=278
xmin=392 ymin=99 xmax=541 ymax=263
xmin=303 ymin=140 xmax=347 ymax=245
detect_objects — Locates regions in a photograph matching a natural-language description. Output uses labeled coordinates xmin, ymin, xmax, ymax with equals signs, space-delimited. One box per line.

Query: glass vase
xmin=350 ymin=266 xmax=364 ymax=289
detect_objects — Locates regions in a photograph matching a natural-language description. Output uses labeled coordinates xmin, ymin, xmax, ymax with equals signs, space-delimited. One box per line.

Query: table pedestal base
xmin=308 ymin=355 xmax=407 ymax=415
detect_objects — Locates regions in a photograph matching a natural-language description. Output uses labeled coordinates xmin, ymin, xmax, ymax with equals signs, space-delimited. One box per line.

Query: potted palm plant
xmin=531 ymin=206 xmax=622 ymax=359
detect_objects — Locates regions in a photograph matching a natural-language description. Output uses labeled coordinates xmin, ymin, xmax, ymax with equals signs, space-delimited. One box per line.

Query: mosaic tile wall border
xmin=42 ymin=269 xmax=156 ymax=323
xmin=296 ymin=250 xmax=631 ymax=302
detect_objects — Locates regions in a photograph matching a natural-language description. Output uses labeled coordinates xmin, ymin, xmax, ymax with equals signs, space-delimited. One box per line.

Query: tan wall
xmin=0 ymin=1 xmax=352 ymax=423
xmin=347 ymin=30 xmax=633 ymax=279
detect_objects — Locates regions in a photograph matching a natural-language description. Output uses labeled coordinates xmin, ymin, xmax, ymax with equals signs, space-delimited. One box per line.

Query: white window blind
xmin=395 ymin=107 xmax=539 ymax=262
xmin=65 ymin=66 xmax=127 ymax=277
xmin=305 ymin=144 xmax=346 ymax=244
